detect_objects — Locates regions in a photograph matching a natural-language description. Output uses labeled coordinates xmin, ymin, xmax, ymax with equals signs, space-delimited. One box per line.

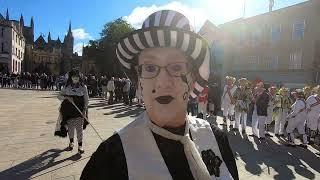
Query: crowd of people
xmin=192 ymin=75 xmax=320 ymax=150
xmin=0 ymin=72 xmax=58 ymax=90
xmin=86 ymin=75 xmax=140 ymax=106
xmin=3 ymin=71 xmax=319 ymax=150
xmin=0 ymin=72 xmax=140 ymax=106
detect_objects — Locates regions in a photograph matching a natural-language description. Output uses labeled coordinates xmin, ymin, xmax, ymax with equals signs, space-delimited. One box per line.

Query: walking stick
xmin=67 ymin=99 xmax=104 ymax=142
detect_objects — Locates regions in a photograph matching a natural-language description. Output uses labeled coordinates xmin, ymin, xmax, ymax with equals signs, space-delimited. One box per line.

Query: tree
xmin=100 ymin=18 xmax=135 ymax=47
xmin=83 ymin=18 xmax=135 ymax=76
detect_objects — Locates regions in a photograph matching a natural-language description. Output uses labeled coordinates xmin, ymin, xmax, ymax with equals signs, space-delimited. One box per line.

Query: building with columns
xmin=0 ymin=9 xmax=29 ymax=74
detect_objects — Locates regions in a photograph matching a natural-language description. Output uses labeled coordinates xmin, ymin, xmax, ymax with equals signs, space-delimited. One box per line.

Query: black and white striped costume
xmin=116 ymin=10 xmax=210 ymax=98
xmin=56 ymin=85 xmax=89 ymax=142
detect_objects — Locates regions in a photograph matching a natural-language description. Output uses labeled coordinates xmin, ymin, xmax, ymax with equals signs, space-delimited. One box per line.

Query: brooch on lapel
xmin=201 ymin=149 xmax=222 ymax=177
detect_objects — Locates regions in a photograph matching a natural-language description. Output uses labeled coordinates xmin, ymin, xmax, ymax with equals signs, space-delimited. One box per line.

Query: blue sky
xmin=0 ymin=0 xmax=307 ymax=55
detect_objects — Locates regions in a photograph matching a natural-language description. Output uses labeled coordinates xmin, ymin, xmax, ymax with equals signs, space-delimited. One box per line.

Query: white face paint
xmin=72 ymin=76 xmax=80 ymax=84
xmin=138 ymin=47 xmax=195 ymax=127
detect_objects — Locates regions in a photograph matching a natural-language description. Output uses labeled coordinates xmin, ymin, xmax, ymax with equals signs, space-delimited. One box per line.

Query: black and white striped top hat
xmin=116 ymin=10 xmax=211 ymax=98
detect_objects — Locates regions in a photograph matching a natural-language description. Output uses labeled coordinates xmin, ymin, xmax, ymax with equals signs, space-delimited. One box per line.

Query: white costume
xmin=274 ymin=94 xmax=291 ymax=135
xmin=306 ymin=94 xmax=320 ymax=132
xmin=118 ymin=112 xmax=234 ymax=180
xmin=221 ymin=85 xmax=237 ymax=118
xmin=286 ymin=98 xmax=308 ymax=145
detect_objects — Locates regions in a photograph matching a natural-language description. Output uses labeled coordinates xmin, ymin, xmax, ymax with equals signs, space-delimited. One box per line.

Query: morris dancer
xmin=221 ymin=76 xmax=237 ymax=129
xmin=286 ymin=89 xmax=308 ymax=148
xmin=233 ymin=78 xmax=252 ymax=133
xmin=306 ymin=85 xmax=320 ymax=144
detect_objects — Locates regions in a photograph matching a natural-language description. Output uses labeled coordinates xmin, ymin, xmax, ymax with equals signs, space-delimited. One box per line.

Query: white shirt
xmin=306 ymin=94 xmax=320 ymax=114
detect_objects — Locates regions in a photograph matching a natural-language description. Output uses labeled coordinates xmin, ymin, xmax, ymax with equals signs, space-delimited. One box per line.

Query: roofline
xmin=219 ymin=0 xmax=311 ymax=27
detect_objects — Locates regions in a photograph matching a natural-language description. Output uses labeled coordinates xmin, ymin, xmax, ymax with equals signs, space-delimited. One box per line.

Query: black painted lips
xmin=155 ymin=96 xmax=174 ymax=104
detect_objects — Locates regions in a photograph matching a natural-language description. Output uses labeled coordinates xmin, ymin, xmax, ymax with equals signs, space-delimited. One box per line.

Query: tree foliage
xmin=100 ymin=18 xmax=135 ymax=46
xmin=83 ymin=18 xmax=135 ymax=77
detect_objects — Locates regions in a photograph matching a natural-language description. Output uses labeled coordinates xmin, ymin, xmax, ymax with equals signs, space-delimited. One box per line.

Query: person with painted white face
xmin=55 ymin=69 xmax=89 ymax=154
xmin=81 ymin=10 xmax=238 ymax=180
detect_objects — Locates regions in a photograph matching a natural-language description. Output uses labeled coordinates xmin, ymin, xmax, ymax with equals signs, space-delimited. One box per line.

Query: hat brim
xmin=116 ymin=26 xmax=211 ymax=98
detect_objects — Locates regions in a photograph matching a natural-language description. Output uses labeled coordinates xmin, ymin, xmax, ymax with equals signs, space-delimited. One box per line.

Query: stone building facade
xmin=199 ymin=0 xmax=320 ymax=88
xmin=0 ymin=9 xmax=81 ymax=75
xmin=0 ymin=9 xmax=28 ymax=74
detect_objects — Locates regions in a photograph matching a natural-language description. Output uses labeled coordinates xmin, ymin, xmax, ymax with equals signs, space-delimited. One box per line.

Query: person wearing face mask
xmin=55 ymin=69 xmax=89 ymax=154
xmin=81 ymin=10 xmax=238 ymax=180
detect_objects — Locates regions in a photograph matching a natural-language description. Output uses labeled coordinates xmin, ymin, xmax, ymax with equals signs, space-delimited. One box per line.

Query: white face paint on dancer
xmin=138 ymin=48 xmax=194 ymax=128
xmin=71 ymin=76 xmax=80 ymax=84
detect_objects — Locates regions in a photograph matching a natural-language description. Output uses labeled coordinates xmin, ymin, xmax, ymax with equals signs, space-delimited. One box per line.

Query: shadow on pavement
xmin=0 ymin=87 xmax=58 ymax=92
xmin=38 ymin=96 xmax=58 ymax=99
xmin=229 ymin=128 xmax=317 ymax=180
xmin=103 ymin=106 xmax=144 ymax=118
xmin=0 ymin=148 xmax=81 ymax=180
xmin=88 ymin=101 xmax=124 ymax=109
xmin=114 ymin=107 xmax=144 ymax=118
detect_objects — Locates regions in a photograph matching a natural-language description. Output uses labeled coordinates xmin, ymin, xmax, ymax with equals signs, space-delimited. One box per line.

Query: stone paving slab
xmin=0 ymin=89 xmax=319 ymax=180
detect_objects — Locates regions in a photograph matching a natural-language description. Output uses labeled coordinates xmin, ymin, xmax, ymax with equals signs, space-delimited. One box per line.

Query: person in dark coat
xmin=250 ymin=82 xmax=270 ymax=140
xmin=56 ymin=69 xmax=89 ymax=154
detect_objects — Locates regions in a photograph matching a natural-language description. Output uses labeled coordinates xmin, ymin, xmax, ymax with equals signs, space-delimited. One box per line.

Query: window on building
xmin=15 ymin=48 xmax=17 ymax=55
xmin=289 ymin=51 xmax=302 ymax=69
xmin=249 ymin=56 xmax=259 ymax=70
xmin=271 ymin=25 xmax=281 ymax=43
xmin=235 ymin=30 xmax=246 ymax=46
xmin=265 ymin=56 xmax=279 ymax=70
xmin=1 ymin=43 xmax=3 ymax=52
xmin=1 ymin=28 xmax=4 ymax=37
xmin=251 ymin=29 xmax=261 ymax=47
xmin=233 ymin=56 xmax=242 ymax=71
xmin=292 ymin=20 xmax=305 ymax=40
xmin=12 ymin=60 xmax=15 ymax=72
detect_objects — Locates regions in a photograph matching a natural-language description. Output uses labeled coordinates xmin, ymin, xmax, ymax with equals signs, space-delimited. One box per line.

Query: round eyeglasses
xmin=136 ymin=62 xmax=192 ymax=79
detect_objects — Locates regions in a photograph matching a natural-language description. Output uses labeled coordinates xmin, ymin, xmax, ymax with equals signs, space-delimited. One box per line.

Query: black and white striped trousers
xmin=67 ymin=117 xmax=84 ymax=143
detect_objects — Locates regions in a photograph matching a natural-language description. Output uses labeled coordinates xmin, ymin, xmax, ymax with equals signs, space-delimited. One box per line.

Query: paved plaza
xmin=0 ymin=88 xmax=319 ymax=180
